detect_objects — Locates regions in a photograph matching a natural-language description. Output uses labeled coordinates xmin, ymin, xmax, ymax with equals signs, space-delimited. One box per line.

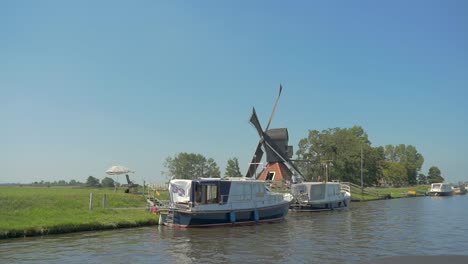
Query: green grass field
xmin=0 ymin=186 xmax=160 ymax=239
xmin=351 ymin=185 xmax=430 ymax=201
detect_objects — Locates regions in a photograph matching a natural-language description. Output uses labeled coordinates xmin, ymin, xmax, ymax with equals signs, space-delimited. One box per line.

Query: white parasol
xmin=105 ymin=165 xmax=134 ymax=175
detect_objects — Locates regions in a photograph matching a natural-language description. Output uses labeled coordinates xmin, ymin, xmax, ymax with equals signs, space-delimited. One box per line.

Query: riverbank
xmin=351 ymin=185 xmax=430 ymax=201
xmin=0 ymin=186 xmax=158 ymax=239
xmin=1 ymin=185 xmax=431 ymax=239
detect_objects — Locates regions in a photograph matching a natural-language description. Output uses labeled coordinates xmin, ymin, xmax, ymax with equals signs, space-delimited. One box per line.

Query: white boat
xmin=452 ymin=186 xmax=467 ymax=195
xmin=163 ymin=177 xmax=290 ymax=227
xmin=427 ymin=183 xmax=454 ymax=196
xmin=288 ymin=181 xmax=351 ymax=211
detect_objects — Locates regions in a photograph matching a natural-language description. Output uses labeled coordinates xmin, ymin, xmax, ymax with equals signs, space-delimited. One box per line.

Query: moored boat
xmin=427 ymin=183 xmax=454 ymax=196
xmin=164 ymin=177 xmax=290 ymax=227
xmin=288 ymin=181 xmax=351 ymax=211
xmin=452 ymin=185 xmax=467 ymax=195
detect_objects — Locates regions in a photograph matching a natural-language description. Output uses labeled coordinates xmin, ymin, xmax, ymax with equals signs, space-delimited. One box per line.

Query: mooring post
xmin=102 ymin=193 xmax=107 ymax=208
xmin=89 ymin=192 xmax=93 ymax=210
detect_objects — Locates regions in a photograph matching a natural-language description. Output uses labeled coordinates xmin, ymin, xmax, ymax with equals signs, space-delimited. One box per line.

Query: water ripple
xmin=1 ymin=195 xmax=468 ymax=263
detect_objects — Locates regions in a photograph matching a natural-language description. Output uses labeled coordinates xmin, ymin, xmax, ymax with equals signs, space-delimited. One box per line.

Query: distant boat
xmin=452 ymin=185 xmax=467 ymax=195
xmin=288 ymin=181 xmax=351 ymax=211
xmin=427 ymin=183 xmax=454 ymax=196
xmin=163 ymin=178 xmax=290 ymax=227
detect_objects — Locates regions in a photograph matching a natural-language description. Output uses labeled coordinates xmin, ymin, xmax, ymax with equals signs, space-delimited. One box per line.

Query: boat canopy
xmin=169 ymin=178 xmax=233 ymax=204
xmin=169 ymin=180 xmax=192 ymax=203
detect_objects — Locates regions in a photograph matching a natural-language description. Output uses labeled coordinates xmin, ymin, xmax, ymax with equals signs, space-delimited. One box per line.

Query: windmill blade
xmin=262 ymin=136 xmax=304 ymax=179
xmin=245 ymin=142 xmax=264 ymax=178
xmin=265 ymin=84 xmax=283 ymax=131
xmin=249 ymin=108 xmax=264 ymax=137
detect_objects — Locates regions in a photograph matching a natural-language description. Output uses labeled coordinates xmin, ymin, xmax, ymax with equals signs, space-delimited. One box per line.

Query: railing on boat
xmin=147 ymin=183 xmax=169 ymax=191
xmin=340 ymin=182 xmax=351 ymax=193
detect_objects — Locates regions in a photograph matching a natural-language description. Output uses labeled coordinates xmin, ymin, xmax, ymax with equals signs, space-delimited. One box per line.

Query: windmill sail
xmin=245 ymin=142 xmax=264 ymax=178
xmin=245 ymin=84 xmax=303 ymax=181
xmin=265 ymin=84 xmax=282 ymax=131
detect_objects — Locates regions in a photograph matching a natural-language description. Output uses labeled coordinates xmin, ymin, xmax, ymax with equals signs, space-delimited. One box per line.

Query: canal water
xmin=1 ymin=195 xmax=468 ymax=263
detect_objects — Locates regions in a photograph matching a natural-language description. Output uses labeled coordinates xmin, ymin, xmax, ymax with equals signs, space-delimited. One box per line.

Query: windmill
xmin=245 ymin=85 xmax=303 ymax=186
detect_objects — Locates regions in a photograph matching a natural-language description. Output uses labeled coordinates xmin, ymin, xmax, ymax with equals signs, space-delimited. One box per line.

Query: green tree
xmin=164 ymin=152 xmax=220 ymax=179
xmin=205 ymin=158 xmax=221 ymax=178
xmin=365 ymin=146 xmax=385 ymax=186
xmin=295 ymin=129 xmax=322 ymax=181
xmin=225 ymin=157 xmax=243 ymax=177
xmin=101 ymin=177 xmax=115 ymax=187
xmin=382 ymin=161 xmax=408 ymax=186
xmin=384 ymin=145 xmax=397 ymax=162
xmin=384 ymin=144 xmax=424 ymax=185
xmin=296 ymin=126 xmax=383 ymax=186
xmin=427 ymin=166 xmax=444 ymax=183
xmin=402 ymin=145 xmax=424 ymax=185
xmin=57 ymin=180 xmax=67 ymax=186
xmin=417 ymin=173 xmax=428 ymax=185
xmin=86 ymin=176 xmax=100 ymax=187
xmin=69 ymin=179 xmax=80 ymax=186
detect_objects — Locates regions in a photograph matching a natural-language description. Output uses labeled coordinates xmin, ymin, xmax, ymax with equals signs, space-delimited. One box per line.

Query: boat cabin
xmin=291 ymin=182 xmax=342 ymax=203
xmin=169 ymin=178 xmax=277 ymax=209
xmin=430 ymin=183 xmax=452 ymax=193
xmin=428 ymin=183 xmax=454 ymax=196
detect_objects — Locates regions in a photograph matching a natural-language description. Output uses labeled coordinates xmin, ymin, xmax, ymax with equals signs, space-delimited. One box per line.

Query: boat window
xmin=195 ymin=184 xmax=202 ymax=204
xmin=206 ymin=185 xmax=219 ymax=204
xmin=195 ymin=183 xmax=219 ymax=204
xmin=310 ymin=184 xmax=326 ymax=200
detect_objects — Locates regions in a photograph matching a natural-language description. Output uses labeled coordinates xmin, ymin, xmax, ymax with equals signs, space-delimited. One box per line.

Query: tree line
xmin=295 ymin=126 xmax=443 ymax=186
xmin=31 ymin=179 xmax=84 ymax=186
xmin=164 ymin=153 xmax=242 ymax=180
xmin=164 ymin=126 xmax=445 ymax=187
xmin=31 ymin=176 xmax=117 ymax=188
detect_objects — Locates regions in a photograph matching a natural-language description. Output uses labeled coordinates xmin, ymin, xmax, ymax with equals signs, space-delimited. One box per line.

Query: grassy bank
xmin=0 ymin=186 xmax=158 ymax=239
xmin=351 ymin=185 xmax=430 ymax=201
xmin=1 ymin=185 xmax=432 ymax=239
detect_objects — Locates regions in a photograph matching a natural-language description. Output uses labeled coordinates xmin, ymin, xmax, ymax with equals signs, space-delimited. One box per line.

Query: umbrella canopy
xmin=105 ymin=165 xmax=133 ymax=175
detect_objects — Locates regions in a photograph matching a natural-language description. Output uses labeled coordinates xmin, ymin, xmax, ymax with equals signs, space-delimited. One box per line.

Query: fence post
xmin=102 ymin=193 xmax=107 ymax=208
xmin=89 ymin=192 xmax=93 ymax=210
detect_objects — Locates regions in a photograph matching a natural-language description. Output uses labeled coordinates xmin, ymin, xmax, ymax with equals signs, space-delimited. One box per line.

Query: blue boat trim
xmin=166 ymin=203 xmax=289 ymax=228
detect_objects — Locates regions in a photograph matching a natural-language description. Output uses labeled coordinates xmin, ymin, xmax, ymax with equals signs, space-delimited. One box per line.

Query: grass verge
xmin=0 ymin=186 xmax=159 ymax=239
xmin=352 ymin=185 xmax=430 ymax=201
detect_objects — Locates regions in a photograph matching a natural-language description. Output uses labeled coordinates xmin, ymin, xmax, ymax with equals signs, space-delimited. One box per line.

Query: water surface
xmin=1 ymin=195 xmax=467 ymax=263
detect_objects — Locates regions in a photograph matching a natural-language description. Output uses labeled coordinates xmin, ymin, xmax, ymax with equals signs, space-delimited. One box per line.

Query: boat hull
xmin=165 ymin=202 xmax=289 ymax=228
xmin=427 ymin=191 xmax=454 ymax=196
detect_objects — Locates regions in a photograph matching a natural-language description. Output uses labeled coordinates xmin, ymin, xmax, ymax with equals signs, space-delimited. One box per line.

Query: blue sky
xmin=1 ymin=0 xmax=467 ymax=184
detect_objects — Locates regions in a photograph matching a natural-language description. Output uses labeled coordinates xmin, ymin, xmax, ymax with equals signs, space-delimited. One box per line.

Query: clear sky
xmin=2 ymin=0 xmax=467 ymax=184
